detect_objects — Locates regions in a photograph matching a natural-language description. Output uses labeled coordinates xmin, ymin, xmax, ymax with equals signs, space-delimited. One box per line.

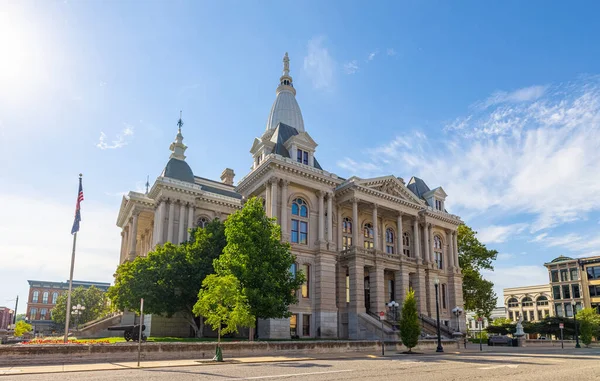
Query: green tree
xmin=576 ymin=308 xmax=600 ymax=346
xmin=15 ymin=313 xmax=26 ymax=322
xmin=193 ymin=274 xmax=254 ymax=360
xmin=399 ymin=290 xmax=420 ymax=353
xmin=491 ymin=317 xmax=512 ymax=326
xmin=457 ymin=225 xmax=498 ymax=317
xmin=214 ymin=197 xmax=304 ymax=327
xmin=51 ymin=286 xmax=109 ymax=327
xmin=108 ymin=219 xmax=227 ymax=337
xmin=14 ymin=320 xmax=32 ymax=337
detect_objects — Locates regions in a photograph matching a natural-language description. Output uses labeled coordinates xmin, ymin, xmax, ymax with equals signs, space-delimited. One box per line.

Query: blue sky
xmin=2 ymin=0 xmax=600 ymax=314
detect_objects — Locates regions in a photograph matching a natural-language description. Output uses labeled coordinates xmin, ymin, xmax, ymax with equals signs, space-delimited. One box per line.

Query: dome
xmin=550 ymin=255 xmax=574 ymax=263
xmin=161 ymin=157 xmax=194 ymax=183
xmin=266 ymin=89 xmax=305 ymax=132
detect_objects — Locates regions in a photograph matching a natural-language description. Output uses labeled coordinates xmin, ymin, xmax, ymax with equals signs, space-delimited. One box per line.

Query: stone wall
xmin=0 ymin=340 xmax=456 ymax=366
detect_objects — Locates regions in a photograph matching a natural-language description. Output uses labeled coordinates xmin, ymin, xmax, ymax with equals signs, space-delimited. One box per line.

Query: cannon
xmin=107 ymin=324 xmax=147 ymax=342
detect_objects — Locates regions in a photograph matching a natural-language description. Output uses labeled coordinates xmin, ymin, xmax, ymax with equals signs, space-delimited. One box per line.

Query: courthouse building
xmin=116 ymin=53 xmax=465 ymax=339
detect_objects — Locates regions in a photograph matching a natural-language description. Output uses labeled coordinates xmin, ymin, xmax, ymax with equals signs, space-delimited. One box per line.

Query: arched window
xmin=402 ymin=232 xmax=411 ymax=257
xmin=32 ymin=291 xmax=39 ymax=303
xmin=342 ymin=217 xmax=353 ymax=250
xmin=197 ymin=217 xmax=209 ymax=228
xmin=363 ymin=223 xmax=374 ymax=249
xmin=507 ymin=298 xmax=518 ymax=308
xmin=51 ymin=292 xmax=58 ymax=304
xmin=42 ymin=292 xmax=49 ymax=304
xmin=385 ymin=228 xmax=395 ymax=254
xmin=433 ymin=235 xmax=443 ymax=270
xmin=30 ymin=308 xmax=37 ymax=320
xmin=291 ymin=198 xmax=308 ymax=245
xmin=522 ymin=297 xmax=533 ymax=307
xmin=536 ymin=295 xmax=549 ymax=306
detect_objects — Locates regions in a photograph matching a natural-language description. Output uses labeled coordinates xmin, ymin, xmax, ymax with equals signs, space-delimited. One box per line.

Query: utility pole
xmin=13 ymin=295 xmax=18 ymax=326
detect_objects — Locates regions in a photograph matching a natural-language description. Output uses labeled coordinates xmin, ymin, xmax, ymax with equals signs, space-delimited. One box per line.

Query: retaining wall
xmin=0 ymin=340 xmax=455 ymax=366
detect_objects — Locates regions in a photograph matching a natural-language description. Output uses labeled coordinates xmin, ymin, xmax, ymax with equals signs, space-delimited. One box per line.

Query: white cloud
xmin=0 ymin=193 xmax=119 ymax=314
xmin=96 ymin=123 xmax=134 ymax=150
xmin=497 ymin=253 xmax=515 ymax=261
xmin=480 ymin=85 xmax=548 ymax=109
xmin=386 ymin=48 xmax=396 ymax=56
xmin=335 ymin=78 xmax=600 ymax=231
xmin=344 ymin=60 xmax=359 ymax=75
xmin=477 ymin=223 xmax=528 ymax=243
xmin=303 ymin=36 xmax=335 ymax=90
xmin=483 ymin=266 xmax=549 ymax=302
xmin=367 ymin=51 xmax=377 ymax=61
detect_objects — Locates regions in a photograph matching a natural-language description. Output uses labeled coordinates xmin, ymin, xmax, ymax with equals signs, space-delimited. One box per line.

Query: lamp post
xmin=434 ymin=278 xmax=443 ymax=353
xmin=71 ymin=304 xmax=85 ymax=331
xmin=387 ymin=301 xmax=399 ymax=330
xmin=572 ymin=302 xmax=580 ymax=348
xmin=452 ymin=307 xmax=463 ymax=349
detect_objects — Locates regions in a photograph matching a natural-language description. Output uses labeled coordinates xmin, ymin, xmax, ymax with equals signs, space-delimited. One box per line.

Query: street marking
xmin=478 ymin=365 xmax=519 ymax=370
xmin=240 ymin=370 xmax=354 ymax=379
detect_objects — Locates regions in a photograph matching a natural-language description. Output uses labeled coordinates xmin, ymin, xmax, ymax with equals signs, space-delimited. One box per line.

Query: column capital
xmin=280 ymin=178 xmax=289 ymax=187
xmin=372 ymin=203 xmax=378 ymax=210
xmin=316 ymin=190 xmax=325 ymax=198
xmin=267 ymin=176 xmax=279 ymax=185
xmin=350 ymin=197 xmax=359 ymax=204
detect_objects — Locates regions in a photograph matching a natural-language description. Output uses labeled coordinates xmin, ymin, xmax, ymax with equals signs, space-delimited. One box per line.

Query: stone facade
xmin=116 ymin=53 xmax=465 ymax=339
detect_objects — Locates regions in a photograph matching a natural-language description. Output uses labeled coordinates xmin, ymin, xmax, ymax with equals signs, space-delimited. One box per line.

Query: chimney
xmin=220 ymin=168 xmax=235 ymax=186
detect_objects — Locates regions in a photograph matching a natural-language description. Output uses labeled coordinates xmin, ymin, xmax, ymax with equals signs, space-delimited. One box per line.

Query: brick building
xmin=26 ymin=280 xmax=110 ymax=334
xmin=0 ymin=307 xmax=14 ymax=331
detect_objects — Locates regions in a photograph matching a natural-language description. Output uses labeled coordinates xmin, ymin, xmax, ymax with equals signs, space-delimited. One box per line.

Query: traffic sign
xmin=477 ymin=317 xmax=483 ymax=322
xmin=379 ymin=311 xmax=385 ymax=320
xmin=559 ymin=323 xmax=564 ymax=329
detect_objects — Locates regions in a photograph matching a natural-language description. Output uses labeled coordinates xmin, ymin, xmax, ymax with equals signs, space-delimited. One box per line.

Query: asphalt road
xmin=4 ymin=349 xmax=600 ymax=380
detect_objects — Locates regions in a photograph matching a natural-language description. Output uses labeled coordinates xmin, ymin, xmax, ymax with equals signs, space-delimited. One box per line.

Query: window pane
xmin=292 ymin=203 xmax=299 ymax=215
xmin=290 ymin=314 xmax=297 ymax=337
xmin=572 ymin=284 xmax=580 ymax=298
xmin=302 ymin=264 xmax=309 ymax=298
xmin=553 ymin=285 xmax=561 ymax=299
xmin=560 ymin=269 xmax=568 ymax=282
xmin=302 ymin=314 xmax=310 ymax=336
xmin=551 ymin=270 xmax=559 ymax=282
xmin=562 ymin=285 xmax=571 ymax=299
xmin=303 ymin=151 xmax=308 ymax=165
xmin=297 ymin=149 xmax=302 ymax=162
xmin=570 ymin=268 xmax=578 ymax=281
xmin=300 ymin=221 xmax=307 ymax=233
xmin=300 ymin=205 xmax=308 ymax=217
xmin=291 ymin=231 xmax=298 ymax=243
xmin=300 ymin=233 xmax=307 ymax=245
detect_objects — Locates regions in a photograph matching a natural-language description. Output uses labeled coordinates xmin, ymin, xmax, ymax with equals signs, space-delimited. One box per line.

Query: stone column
xmin=369 ymin=265 xmax=384 ymax=314
xmin=453 ymin=232 xmax=460 ymax=269
xmin=139 ymin=233 xmax=145 ymax=255
xmin=337 ymin=205 xmax=343 ymax=250
xmin=178 ymin=202 xmax=186 ymax=244
xmin=167 ymin=201 xmax=175 ymax=243
xmin=128 ymin=213 xmax=138 ymax=260
xmin=429 ymin=224 xmax=435 ymax=265
xmin=119 ymin=231 xmax=126 ymax=263
xmin=397 ymin=214 xmax=403 ymax=256
xmin=337 ymin=264 xmax=347 ymax=308
xmin=280 ymin=180 xmax=288 ymax=240
xmin=327 ymin=192 xmax=333 ymax=243
xmin=317 ymin=191 xmax=325 ymax=242
xmin=314 ymin=255 xmax=338 ymax=338
xmin=271 ymin=178 xmax=278 ymax=221
xmin=424 ymin=223 xmax=431 ymax=264
xmin=395 ymin=269 xmax=409 ymax=307
xmin=352 ymin=198 xmax=358 ymax=247
xmin=156 ymin=201 xmax=166 ymax=245
xmin=187 ymin=205 xmax=195 ymax=240
xmin=372 ymin=205 xmax=378 ymax=250
xmin=413 ymin=218 xmax=420 ymax=262
xmin=347 ymin=258 xmax=365 ymax=339
xmin=446 ymin=231 xmax=454 ymax=269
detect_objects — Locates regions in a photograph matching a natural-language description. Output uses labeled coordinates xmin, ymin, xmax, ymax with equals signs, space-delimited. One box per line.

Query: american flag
xmin=71 ymin=176 xmax=84 ymax=234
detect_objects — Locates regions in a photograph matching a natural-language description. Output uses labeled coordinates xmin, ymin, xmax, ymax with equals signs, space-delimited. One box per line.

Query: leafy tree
xmin=214 ymin=197 xmax=304 ymax=326
xmin=108 ymin=220 xmax=226 ymax=337
xmin=576 ymin=308 xmax=600 ymax=346
xmin=491 ymin=317 xmax=513 ymax=326
xmin=193 ymin=274 xmax=254 ymax=360
xmin=51 ymin=286 xmax=109 ymax=326
xmin=15 ymin=313 xmax=26 ymax=322
xmin=486 ymin=323 xmax=515 ymax=336
xmin=399 ymin=290 xmax=420 ymax=353
xmin=457 ymin=225 xmax=498 ymax=317
xmin=14 ymin=320 xmax=32 ymax=337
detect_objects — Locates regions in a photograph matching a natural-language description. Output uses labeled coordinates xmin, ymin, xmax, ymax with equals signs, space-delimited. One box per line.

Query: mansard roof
xmin=161 ymin=157 xmax=195 ymax=183
xmin=406 ymin=176 xmax=431 ymax=199
xmin=194 ymin=176 xmax=242 ymax=199
xmin=266 ymin=122 xmax=322 ymax=169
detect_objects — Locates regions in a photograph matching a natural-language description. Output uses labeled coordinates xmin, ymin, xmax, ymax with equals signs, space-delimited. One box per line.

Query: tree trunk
xmin=182 ymin=310 xmax=201 ymax=338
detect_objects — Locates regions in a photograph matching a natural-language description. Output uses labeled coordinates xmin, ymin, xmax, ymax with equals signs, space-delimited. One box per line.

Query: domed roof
xmin=550 ymin=255 xmax=574 ymax=263
xmin=162 ymin=157 xmax=194 ymax=183
xmin=266 ymin=53 xmax=305 ymax=132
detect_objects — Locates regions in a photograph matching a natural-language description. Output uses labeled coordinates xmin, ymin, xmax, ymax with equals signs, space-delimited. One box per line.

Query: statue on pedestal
xmin=514 ymin=315 xmax=525 ymax=337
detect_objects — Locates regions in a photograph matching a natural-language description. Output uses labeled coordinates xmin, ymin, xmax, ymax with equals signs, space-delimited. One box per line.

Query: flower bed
xmin=21 ymin=338 xmax=111 ymax=345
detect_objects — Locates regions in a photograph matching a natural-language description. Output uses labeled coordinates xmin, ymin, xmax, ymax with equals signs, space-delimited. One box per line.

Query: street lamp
xmin=434 ymin=278 xmax=443 ymax=353
xmin=572 ymin=302 xmax=580 ymax=348
xmin=387 ymin=301 xmax=399 ymax=330
xmin=452 ymin=307 xmax=463 ymax=333
xmin=71 ymin=304 xmax=85 ymax=330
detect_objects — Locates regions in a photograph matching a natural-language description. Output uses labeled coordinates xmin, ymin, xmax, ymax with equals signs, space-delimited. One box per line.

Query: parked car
xmin=488 ymin=335 xmax=513 ymax=346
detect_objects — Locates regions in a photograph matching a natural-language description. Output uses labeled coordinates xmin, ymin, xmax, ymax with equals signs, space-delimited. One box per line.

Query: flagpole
xmin=64 ymin=173 xmax=83 ymax=343
xmin=64 ymin=231 xmax=78 ymax=343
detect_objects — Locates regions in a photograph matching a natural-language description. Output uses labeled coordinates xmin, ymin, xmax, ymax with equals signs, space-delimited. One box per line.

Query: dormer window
xmin=255 ymin=155 xmax=261 ymax=168
xmin=297 ymin=149 xmax=308 ymax=165
xmin=435 ymin=199 xmax=443 ymax=211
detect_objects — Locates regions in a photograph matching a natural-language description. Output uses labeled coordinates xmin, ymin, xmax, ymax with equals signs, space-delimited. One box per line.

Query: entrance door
xmin=364 ymin=276 xmax=371 ymax=314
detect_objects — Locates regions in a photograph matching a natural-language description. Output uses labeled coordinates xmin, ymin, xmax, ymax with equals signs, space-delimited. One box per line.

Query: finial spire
xmin=177 ymin=110 xmax=183 ymax=131
xmin=145 ymin=175 xmax=150 ymax=194
xmin=169 ymin=110 xmax=187 ymax=161
xmin=283 ymin=52 xmax=290 ymax=76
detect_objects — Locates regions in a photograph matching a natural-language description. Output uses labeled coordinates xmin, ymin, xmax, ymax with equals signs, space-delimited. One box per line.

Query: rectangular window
xmin=587 ymin=266 xmax=600 ymax=280
xmin=572 ymin=284 xmax=581 ymax=298
xmin=343 ymin=236 xmax=352 ymax=250
xmin=529 ymin=310 xmax=535 ymax=321
xmin=291 ymin=220 xmax=308 ymax=245
xmin=562 ymin=285 xmax=571 ymax=299
xmin=299 ymin=221 xmax=307 ymax=244
xmin=30 ymin=308 xmax=37 ymax=320
xmin=508 ymin=311 xmax=514 ymax=320
xmin=388 ymin=279 xmax=395 ymax=302
xmin=32 ymin=291 xmax=39 ymax=303
xmin=297 ymin=149 xmax=302 ymax=163
xmin=441 ymin=284 xmax=447 ymax=309
xmin=553 ymin=285 xmax=561 ymax=300
xmin=291 ymin=219 xmax=298 ymax=243
xmin=515 ymin=311 xmax=520 ymax=320
xmin=296 ymin=149 xmax=309 ymax=165
xmin=435 ymin=252 xmax=443 ymax=270
xmin=575 ymin=303 xmax=582 ymax=313
xmin=589 ymin=285 xmax=600 ymax=297
xmin=346 ymin=274 xmax=350 ymax=303
xmin=555 ymin=304 xmax=563 ymax=317
xmin=523 ymin=312 xmax=528 ymax=321
xmin=303 ymin=151 xmax=308 ymax=165
xmin=551 ymin=270 xmax=559 ymax=283
xmin=386 ymin=245 xmax=394 ymax=254
xmin=40 ymin=308 xmax=47 ymax=320
xmin=560 ymin=269 xmax=569 ymax=282
xmin=570 ymin=268 xmax=579 ymax=281
xmin=364 ymin=240 xmax=374 ymax=249
xmin=301 ymin=264 xmax=310 ymax=298
xmin=302 ymin=314 xmax=310 ymax=336
xmin=290 ymin=314 xmax=298 ymax=337
xmin=565 ymin=303 xmax=573 ymax=317
xmin=42 ymin=292 xmax=48 ymax=304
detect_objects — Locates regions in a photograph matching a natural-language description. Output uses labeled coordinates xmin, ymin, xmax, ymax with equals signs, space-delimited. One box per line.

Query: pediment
xmin=284 ymin=131 xmax=318 ymax=150
xmin=357 ymin=176 xmax=424 ymax=204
